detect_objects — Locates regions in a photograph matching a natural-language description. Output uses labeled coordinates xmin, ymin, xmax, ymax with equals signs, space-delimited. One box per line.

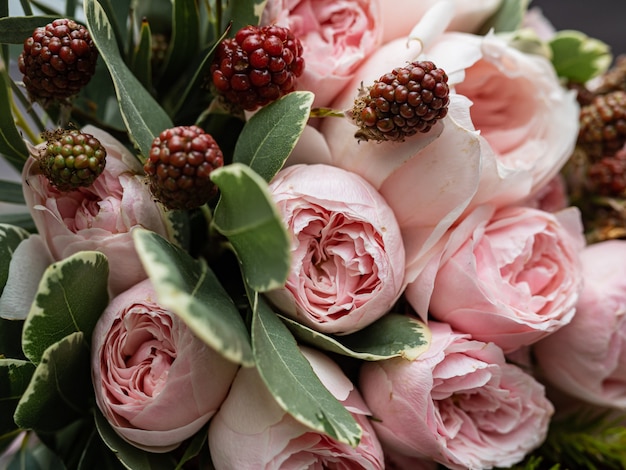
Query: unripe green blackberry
xmin=18 ymin=18 xmax=98 ymax=104
xmin=144 ymin=126 xmax=224 ymax=210
xmin=209 ymin=25 xmax=305 ymax=111
xmin=578 ymin=90 xmax=626 ymax=160
xmin=37 ymin=128 xmax=107 ymax=191
xmin=351 ymin=60 xmax=450 ymax=142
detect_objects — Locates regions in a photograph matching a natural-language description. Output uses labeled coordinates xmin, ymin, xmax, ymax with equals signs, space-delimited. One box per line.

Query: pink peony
xmin=91 ymin=279 xmax=239 ymax=452
xmin=407 ymin=204 xmax=585 ymax=353
xmin=261 ymin=0 xmax=383 ymax=108
xmin=209 ymin=346 xmax=384 ymax=469
xmin=266 ymin=164 xmax=405 ymax=335
xmin=359 ymin=321 xmax=554 ymax=470
xmin=22 ymin=125 xmax=171 ymax=295
xmin=534 ymin=240 xmax=626 ymax=408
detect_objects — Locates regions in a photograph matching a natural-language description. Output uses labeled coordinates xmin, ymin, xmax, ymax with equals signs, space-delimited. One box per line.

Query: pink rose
xmin=359 ymin=321 xmax=554 ymax=470
xmin=407 ymin=204 xmax=585 ymax=353
xmin=261 ymin=0 xmax=383 ymax=107
xmin=209 ymin=346 xmax=384 ymax=469
xmin=534 ymin=240 xmax=626 ymax=408
xmin=379 ymin=0 xmax=503 ymax=43
xmin=22 ymin=125 xmax=170 ymax=295
xmin=91 ymin=279 xmax=239 ymax=452
xmin=266 ymin=164 xmax=405 ymax=335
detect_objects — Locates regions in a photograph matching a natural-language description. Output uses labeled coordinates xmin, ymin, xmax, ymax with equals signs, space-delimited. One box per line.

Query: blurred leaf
xmin=221 ymin=0 xmax=266 ymax=35
xmin=130 ymin=19 xmax=153 ymax=91
xmin=21 ymin=251 xmax=109 ymax=365
xmin=77 ymin=425 xmax=127 ymax=470
xmin=549 ymin=30 xmax=613 ymax=83
xmin=0 ymin=223 xmax=29 ymax=297
xmin=0 ymin=318 xmax=25 ymax=360
xmin=211 ymin=163 xmax=290 ymax=292
xmin=0 ymin=181 xmax=25 ymax=205
xmin=94 ymin=410 xmax=177 ymax=470
xmin=0 ymin=16 xmax=59 ymax=43
xmin=233 ymin=91 xmax=314 ymax=182
xmin=14 ymin=332 xmax=92 ymax=433
xmin=84 ymin=0 xmax=173 ymax=159
xmin=0 ymin=59 xmax=29 ymax=171
xmin=0 ymin=359 xmax=35 ymax=435
xmin=252 ymin=294 xmax=362 ymax=447
xmin=133 ymin=228 xmax=254 ymax=366
xmin=173 ymin=424 xmax=209 ymax=470
xmin=0 ymin=213 xmax=35 ymax=232
xmin=479 ymin=0 xmax=530 ymax=34
xmin=279 ymin=313 xmax=431 ymax=361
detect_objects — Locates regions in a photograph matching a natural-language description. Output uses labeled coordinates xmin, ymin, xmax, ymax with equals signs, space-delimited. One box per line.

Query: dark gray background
xmin=531 ymin=0 xmax=625 ymax=56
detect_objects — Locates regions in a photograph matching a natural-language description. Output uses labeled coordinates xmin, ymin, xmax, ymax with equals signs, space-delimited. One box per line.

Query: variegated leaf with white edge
xmin=0 ymin=359 xmax=36 ymax=435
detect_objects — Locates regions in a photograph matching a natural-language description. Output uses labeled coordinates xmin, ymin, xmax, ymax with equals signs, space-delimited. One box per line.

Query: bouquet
xmin=1 ymin=0 xmax=626 ymax=468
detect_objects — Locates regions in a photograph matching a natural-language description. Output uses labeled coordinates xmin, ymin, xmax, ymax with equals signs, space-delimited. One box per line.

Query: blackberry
xmin=36 ymin=128 xmax=107 ymax=191
xmin=351 ymin=60 xmax=450 ymax=142
xmin=144 ymin=126 xmax=224 ymax=210
xmin=587 ymin=152 xmax=626 ymax=197
xmin=18 ymin=18 xmax=98 ymax=104
xmin=209 ymin=25 xmax=305 ymax=111
xmin=578 ymin=90 xmax=626 ymax=160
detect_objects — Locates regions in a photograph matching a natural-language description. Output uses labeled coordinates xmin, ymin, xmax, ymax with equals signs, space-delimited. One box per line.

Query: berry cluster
xmin=37 ymin=129 xmax=107 ymax=191
xmin=144 ymin=126 xmax=224 ymax=210
xmin=18 ymin=18 xmax=98 ymax=104
xmin=578 ymin=90 xmax=626 ymax=160
xmin=209 ymin=25 xmax=305 ymax=111
xmin=351 ymin=60 xmax=450 ymax=142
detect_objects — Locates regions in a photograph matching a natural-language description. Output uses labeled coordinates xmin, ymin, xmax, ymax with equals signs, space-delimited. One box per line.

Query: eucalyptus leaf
xmin=0 ymin=60 xmax=29 ymax=170
xmin=0 ymin=359 xmax=35 ymax=435
xmin=0 ymin=223 xmax=30 ymax=296
xmin=84 ymin=0 xmax=173 ymax=159
xmin=21 ymin=251 xmax=109 ymax=365
xmin=133 ymin=228 xmax=254 ymax=366
xmin=0 ymin=16 xmax=59 ymax=44
xmin=233 ymin=91 xmax=314 ymax=182
xmin=279 ymin=313 xmax=431 ymax=361
xmin=0 ymin=180 xmax=25 ymax=205
xmin=478 ymin=0 xmax=529 ymax=34
xmin=94 ymin=410 xmax=177 ymax=470
xmin=549 ymin=30 xmax=613 ymax=83
xmin=252 ymin=294 xmax=362 ymax=447
xmin=221 ymin=0 xmax=267 ymax=35
xmin=211 ymin=163 xmax=290 ymax=292
xmin=13 ymin=332 xmax=92 ymax=433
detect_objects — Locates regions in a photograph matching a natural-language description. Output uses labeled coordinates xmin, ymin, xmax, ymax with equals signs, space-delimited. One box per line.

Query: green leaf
xmin=94 ymin=410 xmax=177 ymax=470
xmin=0 ymin=223 xmax=30 ymax=296
xmin=133 ymin=228 xmax=253 ymax=366
xmin=14 ymin=332 xmax=92 ymax=433
xmin=252 ymin=294 xmax=361 ymax=447
xmin=221 ymin=0 xmax=267 ymax=35
xmin=279 ymin=313 xmax=431 ymax=361
xmin=211 ymin=163 xmax=290 ymax=292
xmin=21 ymin=251 xmax=109 ymax=365
xmin=549 ymin=30 xmax=613 ymax=83
xmin=0 ymin=15 xmax=59 ymax=44
xmin=478 ymin=0 xmax=529 ymax=34
xmin=0 ymin=213 xmax=35 ymax=232
xmin=0 ymin=60 xmax=29 ymax=170
xmin=233 ymin=91 xmax=314 ymax=182
xmin=84 ymin=0 xmax=173 ymax=159
xmin=0 ymin=359 xmax=35 ymax=435
xmin=173 ymin=424 xmax=209 ymax=470
xmin=0 ymin=180 xmax=25 ymax=205
xmin=130 ymin=19 xmax=153 ymax=92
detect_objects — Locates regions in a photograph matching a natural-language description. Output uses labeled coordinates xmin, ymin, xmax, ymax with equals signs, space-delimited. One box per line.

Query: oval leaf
xmin=14 ymin=332 xmax=92 ymax=433
xmin=133 ymin=228 xmax=254 ymax=366
xmin=0 ymin=359 xmax=35 ymax=435
xmin=233 ymin=91 xmax=314 ymax=182
xmin=252 ymin=294 xmax=362 ymax=447
xmin=84 ymin=0 xmax=173 ymax=159
xmin=549 ymin=30 xmax=613 ymax=83
xmin=21 ymin=251 xmax=109 ymax=365
xmin=279 ymin=313 xmax=431 ymax=361
xmin=211 ymin=163 xmax=290 ymax=292
xmin=0 ymin=223 xmax=30 ymax=296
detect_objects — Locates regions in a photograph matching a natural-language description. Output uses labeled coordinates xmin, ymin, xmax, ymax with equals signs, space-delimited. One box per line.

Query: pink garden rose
xmin=91 ymin=279 xmax=239 ymax=452
xmin=534 ymin=240 xmax=626 ymax=408
xmin=407 ymin=204 xmax=584 ymax=353
xmin=22 ymin=125 xmax=171 ymax=295
xmin=359 ymin=321 xmax=554 ymax=470
xmin=209 ymin=346 xmax=384 ymax=469
xmin=262 ymin=0 xmax=382 ymax=107
xmin=265 ymin=164 xmax=405 ymax=335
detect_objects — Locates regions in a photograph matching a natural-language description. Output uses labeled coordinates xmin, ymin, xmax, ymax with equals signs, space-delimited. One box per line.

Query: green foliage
xmin=479 ymin=0 xmax=530 ymax=34
xmin=549 ymin=30 xmax=613 ymax=83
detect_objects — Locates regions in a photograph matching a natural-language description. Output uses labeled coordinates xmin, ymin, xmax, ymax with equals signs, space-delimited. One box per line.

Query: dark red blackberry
xmin=578 ymin=90 xmax=626 ymax=160
xmin=587 ymin=152 xmax=626 ymax=197
xmin=209 ymin=25 xmax=305 ymax=111
xmin=351 ymin=60 xmax=450 ymax=142
xmin=18 ymin=18 xmax=98 ymax=104
xmin=144 ymin=126 xmax=224 ymax=210
xmin=36 ymin=128 xmax=107 ymax=191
